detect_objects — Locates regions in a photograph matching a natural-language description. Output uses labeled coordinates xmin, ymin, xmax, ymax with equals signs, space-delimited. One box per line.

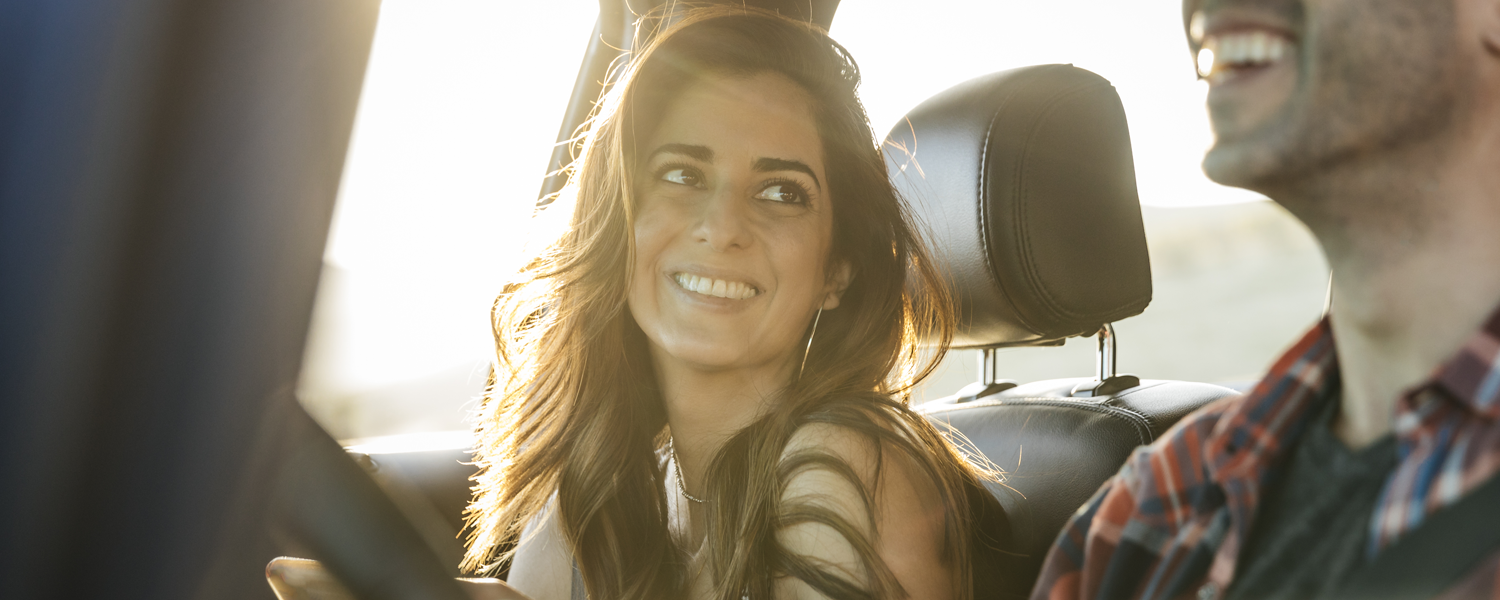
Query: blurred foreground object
xmin=0 ymin=0 xmax=471 ymax=598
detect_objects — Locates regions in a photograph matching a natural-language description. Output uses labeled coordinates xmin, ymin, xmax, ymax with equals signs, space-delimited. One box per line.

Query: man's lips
xmin=1198 ymin=28 xmax=1297 ymax=84
xmin=1190 ymin=7 xmax=1300 ymax=84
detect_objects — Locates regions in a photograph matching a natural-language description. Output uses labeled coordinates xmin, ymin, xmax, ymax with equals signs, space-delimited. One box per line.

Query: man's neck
xmin=1296 ymin=135 xmax=1500 ymax=449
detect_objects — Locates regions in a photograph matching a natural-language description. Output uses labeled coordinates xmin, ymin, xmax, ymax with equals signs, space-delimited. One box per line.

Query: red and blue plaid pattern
xmin=1031 ymin=306 xmax=1500 ymax=600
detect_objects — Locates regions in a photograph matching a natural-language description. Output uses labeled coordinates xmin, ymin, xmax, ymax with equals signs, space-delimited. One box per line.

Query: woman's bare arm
xmin=773 ymin=423 xmax=955 ymax=600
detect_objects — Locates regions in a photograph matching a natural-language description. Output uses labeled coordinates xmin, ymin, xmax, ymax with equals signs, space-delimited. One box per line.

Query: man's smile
xmin=1200 ymin=29 xmax=1295 ymax=85
xmin=1195 ymin=3 xmax=1307 ymax=175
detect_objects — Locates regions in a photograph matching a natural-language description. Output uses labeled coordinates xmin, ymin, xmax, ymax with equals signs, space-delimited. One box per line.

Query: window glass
xmin=831 ymin=0 xmax=1326 ymax=399
xmin=299 ymin=0 xmax=597 ymax=440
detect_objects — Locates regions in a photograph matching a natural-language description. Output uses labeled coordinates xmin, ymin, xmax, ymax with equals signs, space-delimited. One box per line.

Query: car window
xmin=301 ymin=0 xmax=1329 ymax=442
xmin=299 ymin=0 xmax=596 ymax=442
xmin=830 ymin=0 xmax=1328 ymax=401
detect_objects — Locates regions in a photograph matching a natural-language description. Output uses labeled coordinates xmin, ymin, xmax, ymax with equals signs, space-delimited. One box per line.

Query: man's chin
xmin=1201 ymin=138 xmax=1287 ymax=194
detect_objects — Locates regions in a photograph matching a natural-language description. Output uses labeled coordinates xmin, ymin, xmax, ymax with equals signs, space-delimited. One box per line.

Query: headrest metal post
xmin=1072 ymin=322 xmax=1137 ymax=397
xmin=955 ymin=348 xmax=1016 ymax=402
xmin=979 ymin=348 xmax=999 ymax=386
xmin=1096 ymin=324 xmax=1116 ymax=382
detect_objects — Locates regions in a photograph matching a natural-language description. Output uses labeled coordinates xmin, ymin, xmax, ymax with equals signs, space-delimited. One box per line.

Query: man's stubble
xmin=1202 ymin=0 xmax=1463 ymax=228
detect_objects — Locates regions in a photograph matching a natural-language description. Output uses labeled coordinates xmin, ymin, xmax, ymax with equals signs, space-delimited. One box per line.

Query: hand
xmin=266 ymin=557 xmax=534 ymax=600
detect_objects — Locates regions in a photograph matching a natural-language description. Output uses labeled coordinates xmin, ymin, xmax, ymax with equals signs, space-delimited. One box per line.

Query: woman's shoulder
xmin=784 ymin=393 xmax=939 ymax=461
xmin=780 ymin=420 xmax=880 ymax=470
xmin=774 ymin=399 xmax=959 ymax=599
xmin=780 ymin=393 xmax=944 ymax=478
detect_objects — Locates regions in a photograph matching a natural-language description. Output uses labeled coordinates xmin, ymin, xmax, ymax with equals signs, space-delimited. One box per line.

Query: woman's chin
xmin=662 ymin=348 xmax=746 ymax=372
xmin=655 ymin=341 xmax=788 ymax=376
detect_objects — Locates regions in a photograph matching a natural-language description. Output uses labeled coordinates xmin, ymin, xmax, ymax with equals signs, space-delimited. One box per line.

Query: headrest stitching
xmin=922 ymin=400 xmax=1152 ymax=445
xmin=1015 ymin=81 xmax=1118 ymax=326
xmin=975 ymin=72 xmax=1039 ymax=338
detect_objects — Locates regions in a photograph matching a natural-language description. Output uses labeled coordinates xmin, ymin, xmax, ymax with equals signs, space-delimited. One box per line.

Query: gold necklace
xmin=669 ymin=438 xmax=706 ymax=504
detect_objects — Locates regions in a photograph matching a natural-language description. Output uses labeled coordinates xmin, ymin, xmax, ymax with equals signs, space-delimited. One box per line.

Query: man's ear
xmin=822 ymin=261 xmax=854 ymax=310
xmin=1480 ymin=0 xmax=1500 ymax=56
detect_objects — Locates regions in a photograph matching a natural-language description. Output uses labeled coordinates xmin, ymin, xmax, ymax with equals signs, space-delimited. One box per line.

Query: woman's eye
xmin=754 ymin=183 xmax=805 ymax=204
xmin=660 ymin=168 xmax=700 ymax=187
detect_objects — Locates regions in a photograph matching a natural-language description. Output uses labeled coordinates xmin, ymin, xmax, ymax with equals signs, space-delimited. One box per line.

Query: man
xmin=1030 ymin=0 xmax=1500 ymax=598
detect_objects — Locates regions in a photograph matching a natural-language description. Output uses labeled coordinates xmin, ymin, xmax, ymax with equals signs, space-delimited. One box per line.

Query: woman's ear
xmin=1472 ymin=0 xmax=1500 ymax=56
xmin=821 ymin=261 xmax=853 ymax=310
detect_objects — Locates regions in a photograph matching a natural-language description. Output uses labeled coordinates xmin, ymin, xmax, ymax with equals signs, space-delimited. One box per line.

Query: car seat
xmin=883 ymin=64 xmax=1240 ymax=598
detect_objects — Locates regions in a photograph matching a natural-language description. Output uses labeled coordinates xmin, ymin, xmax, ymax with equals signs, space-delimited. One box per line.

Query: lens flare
xmin=1196 ymin=48 xmax=1216 ymax=79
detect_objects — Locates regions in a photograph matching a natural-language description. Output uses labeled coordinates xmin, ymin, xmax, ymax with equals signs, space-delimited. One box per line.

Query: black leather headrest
xmin=885 ymin=64 xmax=1152 ymax=348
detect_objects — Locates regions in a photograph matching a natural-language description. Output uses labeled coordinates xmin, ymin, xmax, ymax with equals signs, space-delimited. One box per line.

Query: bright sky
xmin=832 ymin=0 xmax=1263 ymax=208
xmin=309 ymin=0 xmax=1262 ymax=398
xmin=312 ymin=0 xmax=597 ymax=395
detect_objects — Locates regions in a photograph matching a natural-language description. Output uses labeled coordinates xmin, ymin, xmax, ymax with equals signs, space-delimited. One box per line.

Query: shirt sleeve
xmin=1028 ymin=477 xmax=1118 ymax=600
xmin=1027 ymin=397 xmax=1238 ymax=600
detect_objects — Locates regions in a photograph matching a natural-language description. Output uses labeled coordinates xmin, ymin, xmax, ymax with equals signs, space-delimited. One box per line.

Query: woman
xmin=463 ymin=7 xmax=1010 ymax=599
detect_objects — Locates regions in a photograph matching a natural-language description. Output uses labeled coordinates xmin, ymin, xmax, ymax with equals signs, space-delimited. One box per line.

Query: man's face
xmin=1194 ymin=0 xmax=1461 ymax=193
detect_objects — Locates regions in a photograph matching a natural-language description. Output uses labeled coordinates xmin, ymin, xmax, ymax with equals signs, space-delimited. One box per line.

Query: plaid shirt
xmin=1031 ymin=306 xmax=1500 ymax=600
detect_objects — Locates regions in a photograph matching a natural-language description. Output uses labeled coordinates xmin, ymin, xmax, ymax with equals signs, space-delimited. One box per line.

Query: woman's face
xmin=628 ymin=72 xmax=849 ymax=378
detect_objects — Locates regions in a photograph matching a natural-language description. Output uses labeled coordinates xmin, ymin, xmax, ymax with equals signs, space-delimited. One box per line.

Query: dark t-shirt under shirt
xmin=1224 ymin=384 xmax=1398 ymax=600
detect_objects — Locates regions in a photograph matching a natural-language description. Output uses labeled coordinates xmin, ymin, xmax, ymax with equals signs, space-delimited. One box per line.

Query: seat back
xmin=924 ymin=379 xmax=1234 ymax=588
xmin=885 ymin=64 xmax=1239 ymax=596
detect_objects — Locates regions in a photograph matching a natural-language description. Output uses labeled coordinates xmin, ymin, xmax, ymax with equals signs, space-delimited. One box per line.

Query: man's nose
xmin=693 ymin=185 xmax=753 ymax=252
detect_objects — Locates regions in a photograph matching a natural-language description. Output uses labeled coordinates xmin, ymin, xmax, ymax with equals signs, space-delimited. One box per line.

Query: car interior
xmin=890 ymin=62 xmax=1239 ymax=597
xmin=0 ymin=0 xmax=1242 ymax=598
xmin=343 ymin=44 xmax=1244 ymax=600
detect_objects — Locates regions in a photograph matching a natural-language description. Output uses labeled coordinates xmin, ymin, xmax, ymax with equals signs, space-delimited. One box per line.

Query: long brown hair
xmin=463 ymin=6 xmax=998 ymax=599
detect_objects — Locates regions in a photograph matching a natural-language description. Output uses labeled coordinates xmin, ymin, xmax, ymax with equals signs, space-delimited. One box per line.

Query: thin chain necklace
xmin=670 ymin=440 xmax=749 ymax=599
xmin=669 ymin=438 xmax=706 ymax=504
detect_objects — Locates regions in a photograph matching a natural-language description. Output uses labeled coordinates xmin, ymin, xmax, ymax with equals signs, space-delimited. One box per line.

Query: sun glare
xmin=1196 ymin=49 xmax=1217 ymax=79
xmin=299 ymin=0 xmax=596 ymax=437
xmin=831 ymin=0 xmax=1263 ymax=208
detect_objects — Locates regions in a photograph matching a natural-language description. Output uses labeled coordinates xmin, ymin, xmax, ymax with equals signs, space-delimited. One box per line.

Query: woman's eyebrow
xmin=648 ymin=143 xmax=713 ymax=162
xmin=754 ymin=157 xmax=822 ymax=191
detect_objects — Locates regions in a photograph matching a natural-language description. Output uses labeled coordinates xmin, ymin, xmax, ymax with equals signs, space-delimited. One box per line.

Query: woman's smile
xmin=670 ymin=271 xmax=761 ymax=301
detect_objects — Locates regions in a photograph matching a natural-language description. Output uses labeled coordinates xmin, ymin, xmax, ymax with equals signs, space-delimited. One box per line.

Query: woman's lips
xmin=672 ymin=272 xmax=760 ymax=300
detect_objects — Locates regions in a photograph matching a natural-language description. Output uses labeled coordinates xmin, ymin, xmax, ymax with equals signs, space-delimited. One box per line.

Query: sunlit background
xmin=299 ymin=0 xmax=1328 ymax=441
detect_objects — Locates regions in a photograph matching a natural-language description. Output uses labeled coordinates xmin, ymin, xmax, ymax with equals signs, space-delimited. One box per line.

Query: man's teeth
xmin=673 ymin=273 xmax=759 ymax=300
xmin=1202 ymin=31 xmax=1292 ymax=79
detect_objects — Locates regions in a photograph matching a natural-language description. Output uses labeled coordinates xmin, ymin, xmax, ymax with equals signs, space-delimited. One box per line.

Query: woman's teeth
xmin=673 ymin=273 xmax=759 ymax=300
xmin=1200 ymin=31 xmax=1293 ymax=82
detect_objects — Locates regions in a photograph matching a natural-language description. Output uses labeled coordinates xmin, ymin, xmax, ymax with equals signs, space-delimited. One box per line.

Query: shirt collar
xmin=1204 ymin=319 xmax=1337 ymax=483
xmin=1208 ymin=299 xmax=1500 ymax=474
xmin=1199 ymin=319 xmax=1339 ymax=565
xmin=1426 ymin=304 xmax=1500 ymax=421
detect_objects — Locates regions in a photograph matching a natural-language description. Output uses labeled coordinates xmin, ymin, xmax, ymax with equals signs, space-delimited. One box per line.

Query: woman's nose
xmin=693 ymin=186 xmax=753 ymax=251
